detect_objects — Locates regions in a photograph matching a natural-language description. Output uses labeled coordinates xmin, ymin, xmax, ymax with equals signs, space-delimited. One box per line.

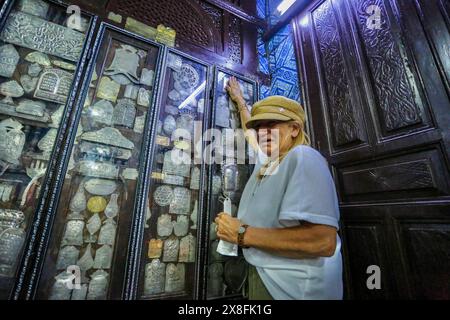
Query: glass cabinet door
xmin=0 ymin=0 xmax=92 ymax=298
xmin=206 ymin=68 xmax=257 ymax=299
xmin=137 ymin=50 xmax=211 ymax=299
xmin=35 ymin=24 xmax=163 ymax=300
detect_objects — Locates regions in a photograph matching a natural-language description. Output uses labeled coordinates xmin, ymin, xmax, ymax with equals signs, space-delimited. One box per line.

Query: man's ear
xmin=291 ymin=122 xmax=300 ymax=138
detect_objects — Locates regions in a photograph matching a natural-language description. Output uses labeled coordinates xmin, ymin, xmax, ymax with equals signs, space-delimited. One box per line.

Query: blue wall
xmin=257 ymin=0 xmax=301 ymax=103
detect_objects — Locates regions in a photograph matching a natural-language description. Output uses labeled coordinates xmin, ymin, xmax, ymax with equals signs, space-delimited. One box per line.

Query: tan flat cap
xmin=246 ymin=95 xmax=305 ymax=129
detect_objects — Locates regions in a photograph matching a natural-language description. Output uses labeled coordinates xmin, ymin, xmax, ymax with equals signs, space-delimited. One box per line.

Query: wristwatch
xmin=237 ymin=224 xmax=249 ymax=248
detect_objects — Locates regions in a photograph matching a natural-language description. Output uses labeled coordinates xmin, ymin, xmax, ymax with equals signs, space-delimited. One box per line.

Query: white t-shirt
xmin=238 ymin=145 xmax=343 ymax=300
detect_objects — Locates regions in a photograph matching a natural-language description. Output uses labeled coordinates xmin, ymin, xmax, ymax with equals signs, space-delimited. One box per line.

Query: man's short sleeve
xmin=278 ymin=147 xmax=340 ymax=230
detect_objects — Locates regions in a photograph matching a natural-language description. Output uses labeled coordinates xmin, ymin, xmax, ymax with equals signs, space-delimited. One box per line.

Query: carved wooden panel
xmin=399 ymin=222 xmax=450 ymax=299
xmin=342 ymin=160 xmax=434 ymax=194
xmin=227 ymin=16 xmax=242 ymax=64
xmin=337 ymin=148 xmax=450 ymax=201
xmin=343 ymin=222 xmax=391 ymax=299
xmin=312 ymin=1 xmax=364 ymax=147
xmin=107 ymin=0 xmax=220 ymax=51
xmin=349 ymin=0 xmax=423 ymax=133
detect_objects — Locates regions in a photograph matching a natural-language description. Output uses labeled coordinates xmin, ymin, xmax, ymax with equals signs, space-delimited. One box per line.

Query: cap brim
xmin=246 ymin=113 xmax=291 ymax=129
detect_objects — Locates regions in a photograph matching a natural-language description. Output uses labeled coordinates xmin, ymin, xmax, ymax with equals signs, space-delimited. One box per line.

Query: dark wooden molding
xmin=204 ymin=0 xmax=267 ymax=29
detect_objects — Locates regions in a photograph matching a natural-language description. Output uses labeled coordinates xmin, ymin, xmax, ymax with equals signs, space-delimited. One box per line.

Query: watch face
xmin=238 ymin=226 xmax=245 ymax=234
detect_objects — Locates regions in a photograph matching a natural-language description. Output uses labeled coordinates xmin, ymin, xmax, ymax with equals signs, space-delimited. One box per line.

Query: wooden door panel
xmin=397 ymin=221 xmax=450 ymax=299
xmin=335 ymin=146 xmax=450 ymax=203
xmin=341 ymin=220 xmax=394 ymax=299
xmin=346 ymin=0 xmax=433 ymax=138
xmin=293 ymin=0 xmax=450 ymax=299
xmin=310 ymin=0 xmax=370 ymax=153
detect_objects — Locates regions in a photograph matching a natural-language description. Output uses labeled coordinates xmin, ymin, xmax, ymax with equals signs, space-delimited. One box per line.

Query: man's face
xmin=254 ymin=120 xmax=293 ymax=157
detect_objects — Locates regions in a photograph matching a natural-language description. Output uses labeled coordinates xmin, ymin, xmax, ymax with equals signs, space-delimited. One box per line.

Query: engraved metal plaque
xmin=88 ymin=100 xmax=114 ymax=125
xmin=165 ymin=263 xmax=185 ymax=293
xmin=0 ymin=118 xmax=25 ymax=165
xmin=189 ymin=167 xmax=200 ymax=190
xmin=87 ymin=269 xmax=109 ymax=300
xmin=0 ymin=44 xmax=19 ymax=78
xmin=133 ymin=112 xmax=146 ymax=134
xmin=162 ymin=150 xmax=190 ymax=178
xmin=56 ymin=246 xmax=79 ymax=270
xmin=173 ymin=63 xmax=200 ymax=90
xmin=162 ymin=237 xmax=179 ymax=262
xmin=84 ymin=179 xmax=117 ymax=196
xmin=122 ymin=168 xmax=138 ymax=180
xmin=18 ymin=0 xmax=49 ymax=18
xmin=148 ymin=239 xmax=163 ymax=259
xmin=34 ymin=68 xmax=73 ymax=104
xmin=93 ymin=245 xmax=113 ymax=269
xmin=15 ymin=99 xmax=45 ymax=117
xmin=0 ymin=80 xmax=24 ymax=103
xmin=28 ymin=63 xmax=42 ymax=77
xmin=179 ymin=234 xmax=196 ymax=263
xmin=79 ymin=142 xmax=132 ymax=161
xmin=86 ymin=213 xmax=101 ymax=236
xmin=157 ymin=214 xmax=173 ymax=237
xmin=137 ymin=88 xmax=151 ymax=107
xmin=104 ymin=194 xmax=119 ymax=219
xmin=140 ymin=68 xmax=154 ymax=86
xmin=163 ymin=115 xmax=176 ymax=135
xmin=77 ymin=244 xmax=94 ymax=271
xmin=169 ymin=187 xmax=191 ymax=215
xmin=81 ymin=127 xmax=134 ymax=150
xmin=153 ymin=185 xmax=174 ymax=207
xmin=173 ymin=215 xmax=189 ymax=237
xmin=113 ymin=98 xmax=136 ymax=128
xmin=97 ymin=219 xmax=116 ymax=246
xmin=20 ymin=75 xmax=38 ymax=94
xmin=124 ymin=84 xmax=138 ymax=100
xmin=97 ymin=77 xmax=120 ymax=103
xmin=25 ymin=51 xmax=51 ymax=66
xmin=49 ymin=271 xmax=73 ymax=300
xmin=144 ymin=259 xmax=166 ymax=295
xmin=0 ymin=228 xmax=25 ymax=276
xmin=61 ymin=220 xmax=84 ymax=246
xmin=104 ymin=44 xmax=140 ymax=84
xmin=0 ymin=12 xmax=85 ymax=62
xmin=163 ymin=174 xmax=185 ymax=186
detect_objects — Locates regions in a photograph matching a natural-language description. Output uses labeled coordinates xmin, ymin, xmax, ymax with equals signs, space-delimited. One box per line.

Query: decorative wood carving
xmin=350 ymin=0 xmax=422 ymax=131
xmin=312 ymin=1 xmax=362 ymax=146
xmin=342 ymin=159 xmax=435 ymax=195
xmin=107 ymin=0 xmax=220 ymax=51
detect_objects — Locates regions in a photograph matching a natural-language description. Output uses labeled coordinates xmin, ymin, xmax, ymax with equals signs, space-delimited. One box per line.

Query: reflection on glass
xmin=138 ymin=52 xmax=208 ymax=299
xmin=36 ymin=30 xmax=160 ymax=300
xmin=207 ymin=71 xmax=256 ymax=299
xmin=0 ymin=0 xmax=89 ymax=298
